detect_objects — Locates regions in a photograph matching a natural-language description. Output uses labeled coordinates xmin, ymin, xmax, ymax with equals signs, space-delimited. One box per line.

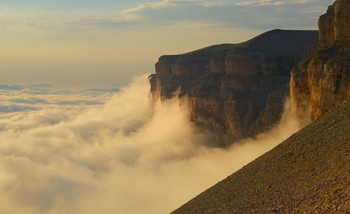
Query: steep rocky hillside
xmin=172 ymin=98 xmax=350 ymax=214
xmin=150 ymin=29 xmax=317 ymax=145
xmin=291 ymin=0 xmax=350 ymax=123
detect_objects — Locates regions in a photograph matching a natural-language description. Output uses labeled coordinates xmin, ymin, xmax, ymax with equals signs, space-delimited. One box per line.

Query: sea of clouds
xmin=0 ymin=76 xmax=301 ymax=214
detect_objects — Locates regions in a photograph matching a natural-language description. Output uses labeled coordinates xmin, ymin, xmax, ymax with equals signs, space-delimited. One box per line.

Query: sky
xmin=0 ymin=0 xmax=334 ymax=88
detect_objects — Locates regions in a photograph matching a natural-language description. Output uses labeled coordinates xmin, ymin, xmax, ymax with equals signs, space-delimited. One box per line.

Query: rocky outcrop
xmin=291 ymin=0 xmax=350 ymax=123
xmin=318 ymin=4 xmax=335 ymax=48
xmin=319 ymin=0 xmax=350 ymax=48
xmin=150 ymin=29 xmax=317 ymax=145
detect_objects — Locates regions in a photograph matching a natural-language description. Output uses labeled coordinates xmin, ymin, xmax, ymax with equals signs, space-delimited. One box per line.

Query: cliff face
xmin=150 ymin=29 xmax=317 ymax=145
xmin=319 ymin=0 xmax=350 ymax=48
xmin=291 ymin=0 xmax=350 ymax=122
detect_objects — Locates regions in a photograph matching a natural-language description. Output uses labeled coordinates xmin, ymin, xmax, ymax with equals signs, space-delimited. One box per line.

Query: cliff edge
xmin=150 ymin=29 xmax=317 ymax=145
xmin=291 ymin=0 xmax=350 ymax=123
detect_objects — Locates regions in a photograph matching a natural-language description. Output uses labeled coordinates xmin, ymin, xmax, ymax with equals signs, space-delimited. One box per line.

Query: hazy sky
xmin=0 ymin=0 xmax=333 ymax=87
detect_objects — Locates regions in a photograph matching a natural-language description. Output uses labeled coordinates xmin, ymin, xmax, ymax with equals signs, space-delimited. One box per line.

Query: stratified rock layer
xmin=150 ymin=29 xmax=317 ymax=145
xmin=291 ymin=0 xmax=350 ymax=122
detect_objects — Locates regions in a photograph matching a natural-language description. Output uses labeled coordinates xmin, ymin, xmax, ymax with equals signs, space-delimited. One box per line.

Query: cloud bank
xmin=0 ymin=84 xmax=116 ymax=115
xmin=0 ymin=76 xmax=300 ymax=213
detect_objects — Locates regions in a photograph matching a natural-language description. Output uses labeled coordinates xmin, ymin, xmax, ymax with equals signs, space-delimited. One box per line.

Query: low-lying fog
xmin=0 ymin=76 xmax=300 ymax=214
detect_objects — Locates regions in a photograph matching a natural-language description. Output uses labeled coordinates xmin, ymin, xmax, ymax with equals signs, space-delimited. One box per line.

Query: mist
xmin=0 ymin=76 xmax=300 ymax=214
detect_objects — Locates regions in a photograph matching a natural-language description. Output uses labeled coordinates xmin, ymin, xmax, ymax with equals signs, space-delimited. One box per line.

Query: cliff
xmin=172 ymin=98 xmax=350 ymax=214
xmin=291 ymin=0 xmax=350 ymax=122
xmin=150 ymin=29 xmax=317 ymax=145
xmin=168 ymin=1 xmax=350 ymax=213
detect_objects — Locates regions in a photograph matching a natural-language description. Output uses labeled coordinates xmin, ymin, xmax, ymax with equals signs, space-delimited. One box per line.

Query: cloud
xmin=0 ymin=105 xmax=38 ymax=113
xmin=0 ymin=84 xmax=114 ymax=115
xmin=235 ymin=0 xmax=318 ymax=6
xmin=109 ymin=0 xmax=332 ymax=30
xmin=54 ymin=100 xmax=102 ymax=106
xmin=0 ymin=0 xmax=333 ymax=33
xmin=11 ymin=98 xmax=48 ymax=105
xmin=115 ymin=0 xmax=223 ymax=27
xmin=119 ymin=0 xmax=226 ymax=23
xmin=0 ymin=84 xmax=24 ymax=91
xmin=236 ymin=0 xmax=273 ymax=6
xmin=0 ymin=75 xmax=301 ymax=213
xmin=120 ymin=0 xmax=179 ymax=21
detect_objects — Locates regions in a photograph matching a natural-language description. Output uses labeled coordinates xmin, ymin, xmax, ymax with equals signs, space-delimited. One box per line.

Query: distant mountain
xmin=150 ymin=29 xmax=317 ymax=146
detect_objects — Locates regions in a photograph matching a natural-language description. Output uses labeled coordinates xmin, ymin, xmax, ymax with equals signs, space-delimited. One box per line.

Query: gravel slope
xmin=173 ymin=100 xmax=350 ymax=213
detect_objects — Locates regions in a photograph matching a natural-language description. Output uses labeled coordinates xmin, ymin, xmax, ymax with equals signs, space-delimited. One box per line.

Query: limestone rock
xmin=335 ymin=0 xmax=350 ymax=43
xmin=319 ymin=0 xmax=350 ymax=48
xmin=291 ymin=0 xmax=350 ymax=122
xmin=318 ymin=5 xmax=335 ymax=48
xmin=150 ymin=29 xmax=317 ymax=145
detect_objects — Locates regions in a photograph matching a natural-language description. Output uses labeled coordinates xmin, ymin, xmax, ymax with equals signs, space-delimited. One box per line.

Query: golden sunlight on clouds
xmin=0 ymin=76 xmax=300 ymax=214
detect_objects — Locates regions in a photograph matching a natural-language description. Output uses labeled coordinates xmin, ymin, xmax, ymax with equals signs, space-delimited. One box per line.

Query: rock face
xmin=319 ymin=0 xmax=350 ymax=48
xmin=172 ymin=99 xmax=350 ymax=214
xmin=150 ymin=29 xmax=317 ymax=145
xmin=291 ymin=0 xmax=350 ymax=122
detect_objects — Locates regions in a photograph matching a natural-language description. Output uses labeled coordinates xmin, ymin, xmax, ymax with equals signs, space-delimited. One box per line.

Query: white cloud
xmin=201 ymin=1 xmax=227 ymax=7
xmin=236 ymin=0 xmax=273 ymax=6
xmin=111 ymin=0 xmax=332 ymax=31
xmin=119 ymin=0 xmax=231 ymax=21
xmin=236 ymin=0 xmax=318 ymax=6
xmin=0 ymin=75 xmax=301 ymax=213
xmin=0 ymin=86 xmax=112 ymax=112
xmin=0 ymin=0 xmax=332 ymax=33
xmin=120 ymin=0 xmax=180 ymax=21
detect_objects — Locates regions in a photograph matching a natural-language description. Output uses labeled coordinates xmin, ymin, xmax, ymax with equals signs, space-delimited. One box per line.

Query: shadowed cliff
xmin=150 ymin=29 xmax=317 ymax=145
xmin=172 ymin=98 xmax=350 ymax=214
